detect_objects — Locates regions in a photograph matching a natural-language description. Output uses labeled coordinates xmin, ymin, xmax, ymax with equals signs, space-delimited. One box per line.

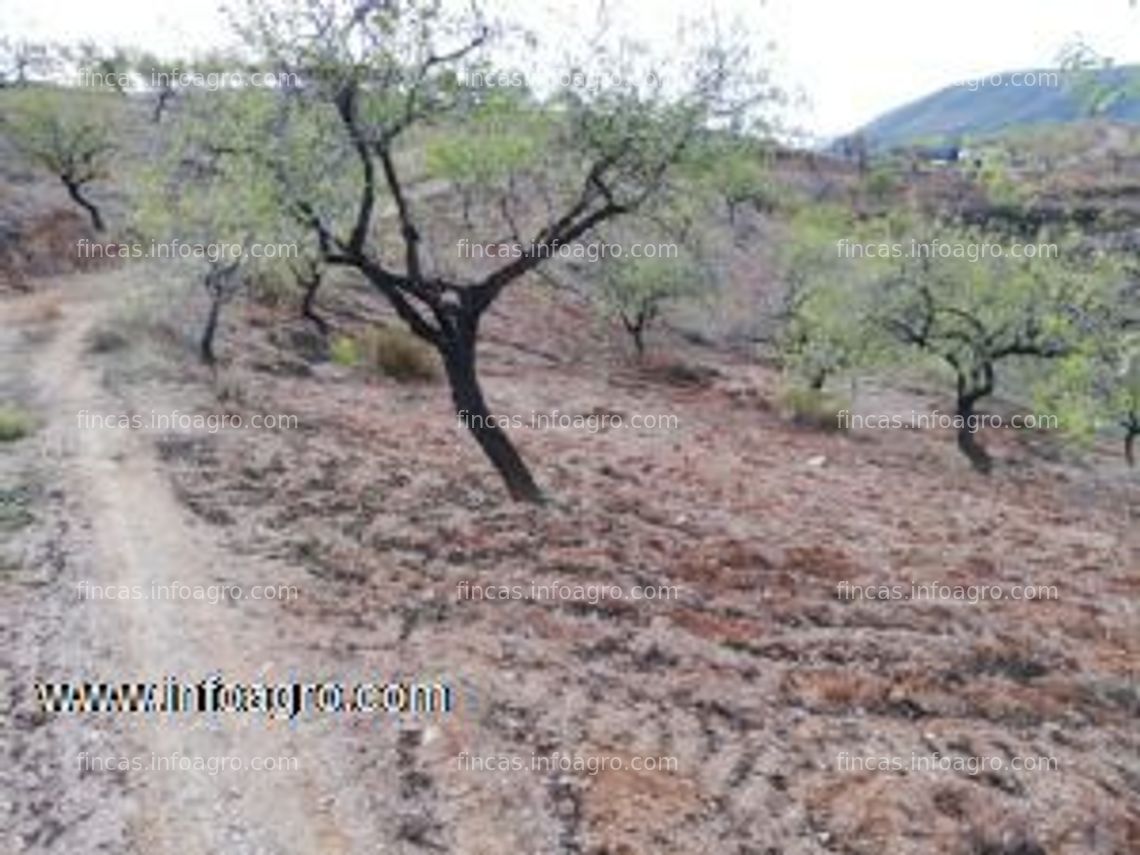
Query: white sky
xmin=3 ymin=0 xmax=1139 ymax=139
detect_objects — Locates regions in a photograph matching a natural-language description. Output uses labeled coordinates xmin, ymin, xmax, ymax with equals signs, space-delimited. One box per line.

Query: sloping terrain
xmin=3 ymin=259 xmax=1134 ymax=854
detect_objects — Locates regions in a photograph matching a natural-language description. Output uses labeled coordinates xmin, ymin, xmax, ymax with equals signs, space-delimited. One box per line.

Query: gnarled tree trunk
xmin=63 ymin=179 xmax=104 ymax=232
xmin=956 ymin=390 xmax=993 ymax=474
xmin=200 ymin=260 xmax=242 ymax=366
xmin=201 ymin=290 xmax=224 ymax=365
xmin=300 ymin=272 xmax=329 ymax=334
xmin=439 ymin=315 xmax=543 ymax=503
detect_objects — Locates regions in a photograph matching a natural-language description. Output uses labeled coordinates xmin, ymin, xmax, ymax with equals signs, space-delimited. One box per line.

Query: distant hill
xmin=846 ymin=66 xmax=1140 ymax=150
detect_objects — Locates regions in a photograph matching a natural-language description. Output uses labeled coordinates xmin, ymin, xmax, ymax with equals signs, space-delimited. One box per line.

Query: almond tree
xmin=874 ymin=228 xmax=1119 ymax=472
xmin=774 ymin=205 xmax=891 ymax=391
xmin=186 ymin=0 xmax=774 ymax=502
xmin=594 ymin=251 xmax=708 ymax=358
xmin=1039 ymin=329 xmax=1140 ymax=466
xmin=1 ymin=88 xmax=117 ymax=231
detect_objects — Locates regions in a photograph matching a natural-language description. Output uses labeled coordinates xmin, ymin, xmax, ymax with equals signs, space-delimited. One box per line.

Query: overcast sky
xmin=4 ymin=0 xmax=1139 ymax=139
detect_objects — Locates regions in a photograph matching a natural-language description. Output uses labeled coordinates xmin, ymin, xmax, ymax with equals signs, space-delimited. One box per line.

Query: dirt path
xmin=1 ymin=273 xmax=379 ymax=854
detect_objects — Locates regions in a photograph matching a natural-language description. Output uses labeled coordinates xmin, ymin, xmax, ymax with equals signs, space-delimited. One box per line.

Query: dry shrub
xmin=778 ymin=385 xmax=850 ymax=432
xmin=360 ymin=325 xmax=439 ymax=383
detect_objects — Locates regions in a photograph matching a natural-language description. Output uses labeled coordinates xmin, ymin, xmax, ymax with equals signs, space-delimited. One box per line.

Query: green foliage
xmin=596 ymin=251 xmax=700 ymax=314
xmin=424 ymin=92 xmax=547 ymax=189
xmin=680 ymin=135 xmax=781 ymax=218
xmin=974 ymin=149 xmax=1031 ymax=207
xmin=1035 ymin=332 xmax=1140 ymax=447
xmin=134 ymin=86 xmax=323 ymax=290
xmin=329 ymin=335 xmax=361 ymax=367
xmin=0 ymin=87 xmax=117 ymax=183
xmin=592 ymin=246 xmax=710 ymax=354
xmin=862 ymin=164 xmax=899 ymax=204
xmin=776 ymin=202 xmax=1129 ymax=465
xmin=874 ymin=225 xmax=1117 ymax=382
xmin=774 ymin=204 xmax=895 ymax=388
xmin=0 ymin=406 xmax=34 ymax=442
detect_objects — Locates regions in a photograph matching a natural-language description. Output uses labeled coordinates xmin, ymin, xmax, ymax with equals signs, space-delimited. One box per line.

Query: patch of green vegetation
xmin=329 ymin=334 xmax=361 ymax=367
xmin=0 ymin=406 xmax=35 ymax=443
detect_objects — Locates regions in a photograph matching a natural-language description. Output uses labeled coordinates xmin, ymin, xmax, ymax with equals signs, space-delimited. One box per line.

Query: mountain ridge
xmin=846 ymin=65 xmax=1140 ymax=149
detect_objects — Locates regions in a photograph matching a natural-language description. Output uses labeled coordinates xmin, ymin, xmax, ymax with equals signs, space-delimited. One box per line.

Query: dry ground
xmin=1 ymin=264 xmax=1138 ymax=855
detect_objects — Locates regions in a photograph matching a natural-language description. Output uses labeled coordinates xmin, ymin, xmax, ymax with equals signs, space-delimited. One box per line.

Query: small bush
xmin=0 ymin=406 xmax=35 ymax=442
xmin=778 ymin=385 xmax=849 ymax=432
xmin=360 ymin=326 xmax=439 ymax=382
xmin=329 ymin=334 xmax=361 ymax=367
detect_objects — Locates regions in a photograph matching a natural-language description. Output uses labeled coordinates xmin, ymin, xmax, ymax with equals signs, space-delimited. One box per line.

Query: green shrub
xmin=0 ymin=406 xmax=35 ymax=442
xmin=329 ymin=334 xmax=361 ymax=367
xmin=778 ymin=386 xmax=849 ymax=432
xmin=360 ymin=326 xmax=439 ymax=382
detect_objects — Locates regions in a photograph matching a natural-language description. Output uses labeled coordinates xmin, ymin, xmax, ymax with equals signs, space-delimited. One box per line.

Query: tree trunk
xmin=1126 ymin=425 xmax=1138 ymax=468
xmin=64 ymin=179 xmax=104 ymax=232
xmin=622 ymin=312 xmax=647 ymax=360
xmin=631 ymin=325 xmax=645 ymax=360
xmin=440 ymin=319 xmax=544 ymax=503
xmin=301 ymin=274 xmax=329 ymax=334
xmin=956 ymin=395 xmax=992 ymax=474
xmin=153 ymin=89 xmax=173 ymax=123
xmin=201 ymin=289 xmax=224 ymax=365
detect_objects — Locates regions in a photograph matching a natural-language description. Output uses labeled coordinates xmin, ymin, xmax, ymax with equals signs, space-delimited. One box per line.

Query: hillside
xmin=850 ymin=65 xmax=1140 ymax=149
